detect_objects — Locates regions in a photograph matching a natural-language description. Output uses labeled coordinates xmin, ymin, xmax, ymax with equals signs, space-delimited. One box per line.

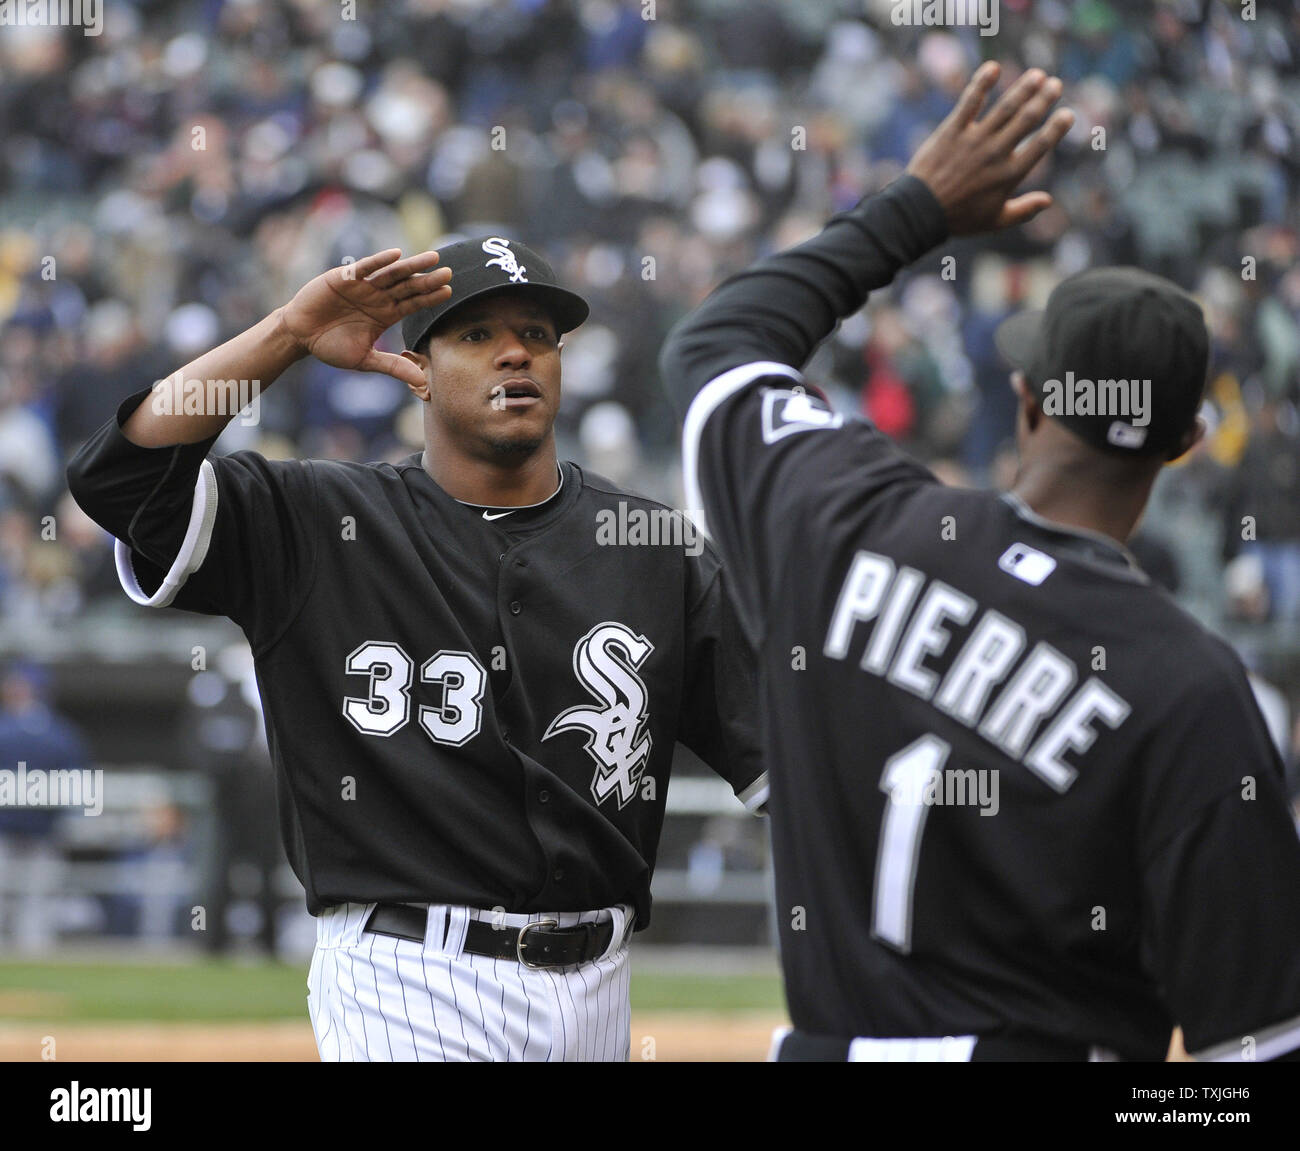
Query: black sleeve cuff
xmin=115 ymin=386 xmax=155 ymax=428
xmin=66 ymin=386 xmax=224 ymax=562
xmin=105 ymin=386 xmax=224 ymax=467
xmin=871 ymin=174 xmax=950 ymax=266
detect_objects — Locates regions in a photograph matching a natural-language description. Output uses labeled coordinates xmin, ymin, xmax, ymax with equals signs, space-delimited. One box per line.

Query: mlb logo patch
xmin=760 ymin=388 xmax=844 ymax=444
xmin=998 ymin=543 xmax=1057 ymax=586
xmin=1106 ymin=421 xmax=1147 ymax=449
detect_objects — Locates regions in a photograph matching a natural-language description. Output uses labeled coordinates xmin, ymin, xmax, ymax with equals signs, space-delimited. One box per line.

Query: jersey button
xmin=538 ymin=789 xmax=550 ymax=804
xmin=553 ymin=868 xmax=565 ymax=882
xmin=501 ymin=728 xmax=511 ymax=744
xmin=510 ymin=600 xmax=521 ymax=615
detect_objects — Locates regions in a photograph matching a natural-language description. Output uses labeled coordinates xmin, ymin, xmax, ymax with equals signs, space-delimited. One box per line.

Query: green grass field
xmin=0 ymin=959 xmax=786 ymax=1022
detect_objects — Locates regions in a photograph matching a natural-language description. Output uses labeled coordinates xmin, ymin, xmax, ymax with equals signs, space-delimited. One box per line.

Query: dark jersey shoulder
xmin=684 ymin=368 xmax=1299 ymax=1057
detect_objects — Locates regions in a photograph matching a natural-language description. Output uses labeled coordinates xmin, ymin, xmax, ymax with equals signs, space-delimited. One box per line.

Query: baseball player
xmin=662 ymin=63 xmax=1300 ymax=1061
xmin=66 ymin=236 xmax=764 ymax=1061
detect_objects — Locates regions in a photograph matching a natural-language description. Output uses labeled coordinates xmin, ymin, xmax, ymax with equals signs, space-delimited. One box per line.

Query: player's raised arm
xmin=65 ymin=248 xmax=450 ymax=634
xmin=659 ymin=65 xmax=1073 ymax=642
xmin=659 ymin=64 xmax=1073 ymax=415
xmin=119 ymin=249 xmax=452 ymax=447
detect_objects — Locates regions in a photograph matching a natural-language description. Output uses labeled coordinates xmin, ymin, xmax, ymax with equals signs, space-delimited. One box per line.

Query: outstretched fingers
xmin=943 ymin=61 xmax=1001 ymax=132
xmin=365 ymin=249 xmax=445 ymax=289
xmin=905 ymin=62 xmax=1072 ymax=237
xmin=992 ymin=75 xmax=1064 ymax=155
xmin=351 ymin=248 xmax=405 ymax=280
xmin=977 ymin=68 xmax=1047 ymax=138
xmin=387 ymin=267 xmax=453 ymax=303
xmin=1010 ymin=107 xmax=1075 ymax=180
xmin=393 ymin=280 xmax=453 ymax=314
xmin=994 ymin=190 xmax=1054 ymax=230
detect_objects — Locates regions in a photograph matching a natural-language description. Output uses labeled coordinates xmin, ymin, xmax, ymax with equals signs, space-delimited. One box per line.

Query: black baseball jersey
xmin=67 ymin=389 xmax=764 ymax=926
xmin=663 ymin=175 xmax=1300 ymax=1060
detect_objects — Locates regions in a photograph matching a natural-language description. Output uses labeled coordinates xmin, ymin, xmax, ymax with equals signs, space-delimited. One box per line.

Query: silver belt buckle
xmin=516 ymin=918 xmax=560 ymax=967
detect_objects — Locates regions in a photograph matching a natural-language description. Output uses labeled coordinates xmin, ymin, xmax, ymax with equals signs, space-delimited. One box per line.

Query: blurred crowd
xmin=0 ymin=0 xmax=1298 ymax=631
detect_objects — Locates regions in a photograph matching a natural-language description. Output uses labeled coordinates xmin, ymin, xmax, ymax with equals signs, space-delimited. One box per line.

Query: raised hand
xmin=906 ymin=63 xmax=1074 ymax=236
xmin=280 ymin=249 xmax=453 ymax=389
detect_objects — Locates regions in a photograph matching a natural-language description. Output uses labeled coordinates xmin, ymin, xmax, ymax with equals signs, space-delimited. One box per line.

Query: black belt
xmin=363 ymin=903 xmax=616 ymax=969
xmin=777 ymin=1028 xmax=1094 ymax=1062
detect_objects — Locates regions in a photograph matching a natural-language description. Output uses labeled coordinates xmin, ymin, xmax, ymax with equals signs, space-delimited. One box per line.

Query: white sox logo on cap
xmin=482 ymin=236 xmax=528 ymax=283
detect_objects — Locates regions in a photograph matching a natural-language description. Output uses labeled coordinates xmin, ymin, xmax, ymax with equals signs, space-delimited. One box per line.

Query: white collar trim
xmin=451 ymin=464 xmax=565 ymax=518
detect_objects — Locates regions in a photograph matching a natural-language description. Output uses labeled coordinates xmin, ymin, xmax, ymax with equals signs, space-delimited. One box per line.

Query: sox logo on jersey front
xmin=544 ymin=621 xmax=654 ymax=809
xmin=482 ymin=237 xmax=528 ymax=283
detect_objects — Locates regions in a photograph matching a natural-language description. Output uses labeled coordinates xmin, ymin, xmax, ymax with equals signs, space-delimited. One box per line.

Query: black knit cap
xmin=402 ymin=236 xmax=589 ymax=352
xmin=994 ymin=267 xmax=1209 ymax=459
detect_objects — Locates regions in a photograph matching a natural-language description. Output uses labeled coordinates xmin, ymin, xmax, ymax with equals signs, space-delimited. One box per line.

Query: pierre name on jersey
xmin=823 ymin=547 xmax=1131 ymax=792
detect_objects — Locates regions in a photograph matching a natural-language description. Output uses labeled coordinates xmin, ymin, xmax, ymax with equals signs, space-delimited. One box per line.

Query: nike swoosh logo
xmin=482 ymin=510 xmax=516 ymax=521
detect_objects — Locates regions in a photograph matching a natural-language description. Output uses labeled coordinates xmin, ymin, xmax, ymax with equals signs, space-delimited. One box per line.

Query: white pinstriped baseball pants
xmin=307 ymin=902 xmax=634 ymax=1062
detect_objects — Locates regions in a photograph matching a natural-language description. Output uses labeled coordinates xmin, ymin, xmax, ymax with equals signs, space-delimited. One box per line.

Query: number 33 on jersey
xmin=343 ymin=621 xmax=656 ymax=810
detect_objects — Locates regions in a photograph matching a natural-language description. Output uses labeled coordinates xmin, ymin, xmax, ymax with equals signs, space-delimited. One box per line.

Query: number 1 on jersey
xmin=872 ymin=733 xmax=951 ymax=954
